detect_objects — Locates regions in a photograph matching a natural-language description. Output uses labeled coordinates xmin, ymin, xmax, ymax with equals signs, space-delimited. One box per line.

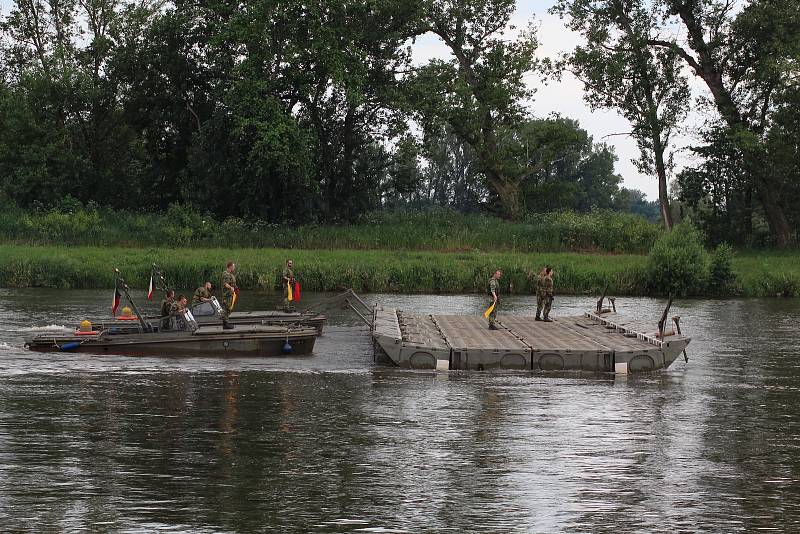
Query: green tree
xmin=553 ymin=0 xmax=689 ymax=229
xmin=404 ymin=0 xmax=539 ymax=219
xmin=648 ymin=0 xmax=799 ymax=245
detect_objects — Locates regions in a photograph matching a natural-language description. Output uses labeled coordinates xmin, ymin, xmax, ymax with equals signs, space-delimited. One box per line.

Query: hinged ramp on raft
xmin=371 ymin=306 xmax=691 ymax=373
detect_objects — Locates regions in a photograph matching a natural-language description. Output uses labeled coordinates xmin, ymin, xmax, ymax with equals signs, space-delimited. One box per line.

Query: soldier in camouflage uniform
xmin=282 ymin=259 xmax=295 ymax=312
xmin=192 ymin=281 xmax=213 ymax=306
xmin=535 ymin=267 xmax=546 ymax=321
xmin=160 ymin=289 xmax=175 ymax=317
xmin=542 ymin=267 xmax=554 ymax=322
xmin=161 ymin=293 xmax=186 ymax=331
xmin=221 ymin=261 xmax=237 ymax=329
xmin=487 ymin=269 xmax=502 ymax=329
xmin=169 ymin=295 xmax=188 ymax=315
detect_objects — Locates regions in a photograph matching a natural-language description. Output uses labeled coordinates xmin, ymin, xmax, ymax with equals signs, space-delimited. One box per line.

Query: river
xmin=0 ymin=289 xmax=798 ymax=532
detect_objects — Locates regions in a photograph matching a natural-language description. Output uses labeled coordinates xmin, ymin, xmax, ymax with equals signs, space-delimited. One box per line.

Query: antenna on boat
xmin=657 ymin=295 xmax=673 ymax=339
xmin=672 ymin=315 xmax=689 ymax=363
xmin=596 ymin=284 xmax=609 ymax=313
xmin=151 ymin=263 xmax=171 ymax=292
xmin=115 ymin=268 xmax=154 ymax=333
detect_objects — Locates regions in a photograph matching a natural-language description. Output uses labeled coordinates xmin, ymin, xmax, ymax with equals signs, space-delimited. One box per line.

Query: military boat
xmin=24 ymin=269 xmax=318 ymax=357
xmin=25 ymin=324 xmax=317 ymax=356
xmin=370 ymin=298 xmax=691 ymax=374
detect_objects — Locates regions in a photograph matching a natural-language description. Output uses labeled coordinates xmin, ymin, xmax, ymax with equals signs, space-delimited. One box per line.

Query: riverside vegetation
xmin=0 ymin=207 xmax=796 ymax=298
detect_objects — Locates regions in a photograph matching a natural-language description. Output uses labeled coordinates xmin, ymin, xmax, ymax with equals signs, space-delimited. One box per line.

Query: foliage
xmin=708 ymin=243 xmax=737 ymax=296
xmin=0 ymin=205 xmax=662 ymax=253
xmin=552 ymin=0 xmax=689 ymax=229
xmin=403 ymin=0 xmax=540 ymax=218
xmin=646 ymin=221 xmax=711 ymax=296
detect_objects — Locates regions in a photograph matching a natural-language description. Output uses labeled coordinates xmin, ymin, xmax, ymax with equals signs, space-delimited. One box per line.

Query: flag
xmin=287 ymin=281 xmax=293 ymax=302
xmin=293 ymin=281 xmax=301 ymax=302
xmin=147 ymin=274 xmax=154 ymax=300
xmin=483 ymin=302 xmax=495 ymax=319
xmin=112 ymin=280 xmax=122 ymax=316
xmin=231 ymin=287 xmax=240 ymax=311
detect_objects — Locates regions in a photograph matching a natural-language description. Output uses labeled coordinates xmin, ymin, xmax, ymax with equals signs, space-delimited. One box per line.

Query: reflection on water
xmin=0 ymin=289 xmax=799 ymax=532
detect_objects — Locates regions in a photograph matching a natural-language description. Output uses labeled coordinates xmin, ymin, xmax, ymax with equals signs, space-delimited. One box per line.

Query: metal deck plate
xmin=433 ymin=315 xmax=531 ymax=370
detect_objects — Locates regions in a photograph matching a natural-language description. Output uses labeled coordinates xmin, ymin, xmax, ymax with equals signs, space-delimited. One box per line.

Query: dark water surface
xmin=0 ymin=289 xmax=799 ymax=532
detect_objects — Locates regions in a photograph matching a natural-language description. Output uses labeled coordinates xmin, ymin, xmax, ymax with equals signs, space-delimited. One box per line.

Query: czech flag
xmin=147 ymin=273 xmax=154 ymax=300
xmin=112 ymin=280 xmax=122 ymax=316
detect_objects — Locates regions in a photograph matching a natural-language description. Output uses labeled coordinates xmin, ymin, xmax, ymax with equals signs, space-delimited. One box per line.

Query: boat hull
xmin=25 ymin=326 xmax=317 ymax=357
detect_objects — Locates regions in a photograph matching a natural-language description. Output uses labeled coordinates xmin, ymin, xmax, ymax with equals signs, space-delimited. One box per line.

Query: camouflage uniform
xmin=282 ymin=265 xmax=295 ymax=312
xmin=169 ymin=300 xmax=186 ymax=315
xmin=160 ymin=298 xmax=173 ymax=317
xmin=221 ymin=270 xmax=237 ymax=321
xmin=487 ymin=277 xmax=499 ymax=328
xmin=542 ymin=276 xmax=554 ymax=320
xmin=192 ymin=286 xmax=212 ymax=306
xmin=535 ymin=274 xmax=545 ymax=320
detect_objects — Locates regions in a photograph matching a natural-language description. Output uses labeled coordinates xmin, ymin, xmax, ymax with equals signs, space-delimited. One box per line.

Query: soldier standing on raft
xmin=541 ymin=267 xmax=555 ymax=322
xmin=487 ymin=269 xmax=502 ymax=330
xmin=535 ymin=267 xmax=546 ymax=321
xmin=221 ymin=262 xmax=237 ymax=330
xmin=282 ymin=259 xmax=296 ymax=312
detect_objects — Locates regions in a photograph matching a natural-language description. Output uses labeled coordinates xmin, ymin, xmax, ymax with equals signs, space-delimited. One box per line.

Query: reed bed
xmin=2 ymin=244 xmax=795 ymax=297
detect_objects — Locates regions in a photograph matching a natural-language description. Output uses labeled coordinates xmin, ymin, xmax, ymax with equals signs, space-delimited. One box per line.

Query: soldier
xmin=487 ymin=269 xmax=502 ymax=330
xmin=221 ymin=261 xmax=237 ymax=330
xmin=282 ymin=259 xmax=295 ymax=312
xmin=160 ymin=289 xmax=175 ymax=317
xmin=170 ymin=295 xmax=188 ymax=315
xmin=535 ymin=266 xmax=546 ymax=321
xmin=542 ymin=267 xmax=555 ymax=322
xmin=192 ymin=281 xmax=213 ymax=306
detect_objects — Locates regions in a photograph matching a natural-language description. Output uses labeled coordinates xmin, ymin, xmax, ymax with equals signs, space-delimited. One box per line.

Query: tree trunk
xmin=492 ymin=178 xmax=522 ymax=220
xmin=655 ymin=155 xmax=673 ymax=229
xmin=754 ymin=172 xmax=793 ymax=247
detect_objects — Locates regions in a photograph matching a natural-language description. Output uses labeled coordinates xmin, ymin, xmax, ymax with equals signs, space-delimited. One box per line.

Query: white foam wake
xmin=18 ymin=324 xmax=70 ymax=332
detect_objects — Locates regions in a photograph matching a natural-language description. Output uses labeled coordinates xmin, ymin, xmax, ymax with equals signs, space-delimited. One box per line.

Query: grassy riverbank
xmin=0 ymin=245 xmax=797 ymax=297
xmin=0 ymin=206 xmax=660 ymax=254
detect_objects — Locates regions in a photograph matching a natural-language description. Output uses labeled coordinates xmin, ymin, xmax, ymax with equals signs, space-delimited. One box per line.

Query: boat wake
xmin=18 ymin=324 xmax=70 ymax=332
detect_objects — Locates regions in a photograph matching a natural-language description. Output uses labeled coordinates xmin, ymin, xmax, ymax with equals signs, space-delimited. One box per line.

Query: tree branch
xmin=647 ymin=39 xmax=702 ymax=75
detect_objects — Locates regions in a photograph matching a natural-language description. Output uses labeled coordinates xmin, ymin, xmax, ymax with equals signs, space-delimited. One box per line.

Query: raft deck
xmin=373 ymin=308 xmax=690 ymax=373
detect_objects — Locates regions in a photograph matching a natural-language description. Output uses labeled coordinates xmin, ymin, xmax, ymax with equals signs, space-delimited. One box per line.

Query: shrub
xmin=646 ymin=221 xmax=711 ymax=296
xmin=708 ymin=243 xmax=737 ymax=295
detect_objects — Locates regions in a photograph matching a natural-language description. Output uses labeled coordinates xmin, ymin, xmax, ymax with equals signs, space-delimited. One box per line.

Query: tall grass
xmin=0 ymin=245 xmax=652 ymax=295
xmin=0 ymin=205 xmax=662 ymax=254
xmin=3 ymin=244 xmax=796 ymax=297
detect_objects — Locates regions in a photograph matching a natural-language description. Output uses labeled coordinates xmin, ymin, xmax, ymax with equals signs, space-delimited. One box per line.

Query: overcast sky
xmin=0 ymin=0 xmax=705 ymax=199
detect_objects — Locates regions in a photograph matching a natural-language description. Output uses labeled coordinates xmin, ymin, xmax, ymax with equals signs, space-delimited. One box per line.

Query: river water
xmin=0 ymin=289 xmax=798 ymax=532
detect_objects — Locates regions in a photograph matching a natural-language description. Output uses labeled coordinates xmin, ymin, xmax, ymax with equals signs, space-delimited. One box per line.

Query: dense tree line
xmin=0 ymin=0 xmax=795 ymax=245
xmin=555 ymin=0 xmax=799 ymax=246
